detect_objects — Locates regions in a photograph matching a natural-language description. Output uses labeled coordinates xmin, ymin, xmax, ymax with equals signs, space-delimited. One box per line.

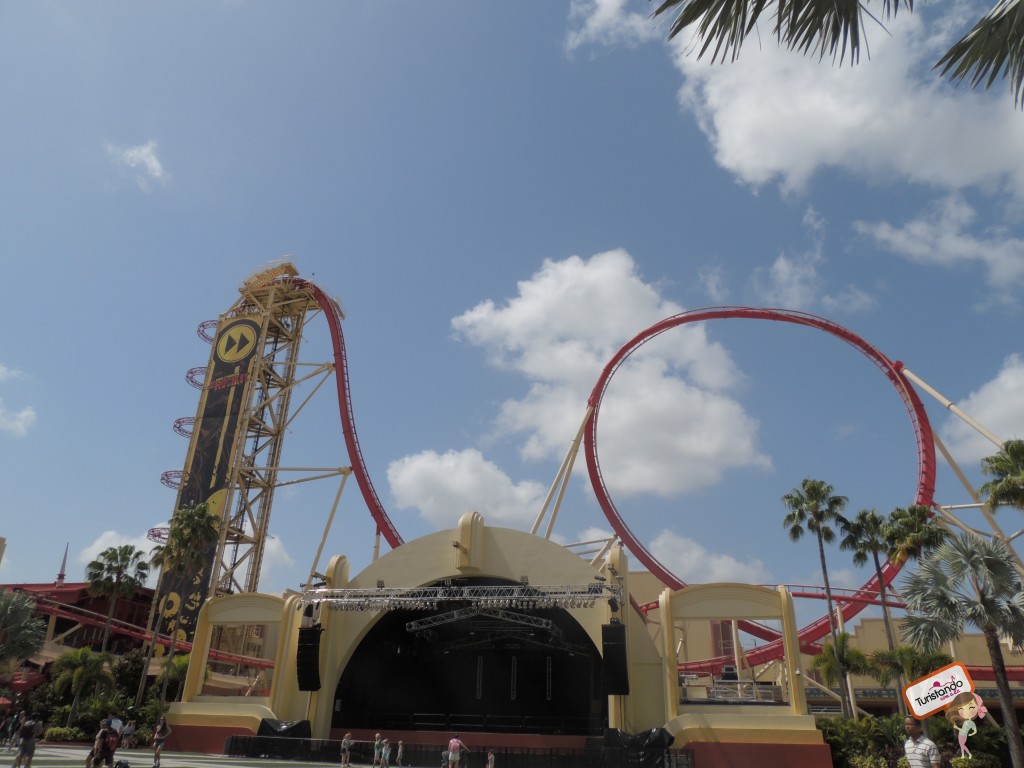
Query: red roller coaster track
xmin=584 ymin=307 xmax=938 ymax=670
xmin=293 ymin=278 xmax=404 ymax=549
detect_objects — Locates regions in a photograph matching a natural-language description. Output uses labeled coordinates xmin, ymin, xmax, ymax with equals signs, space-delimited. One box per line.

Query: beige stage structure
xmin=167 ymin=513 xmax=829 ymax=766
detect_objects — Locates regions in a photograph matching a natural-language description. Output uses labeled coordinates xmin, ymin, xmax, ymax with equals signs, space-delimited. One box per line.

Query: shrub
xmin=950 ymin=753 xmax=1001 ymax=768
xmin=43 ymin=726 xmax=89 ymax=743
xmin=133 ymin=725 xmax=152 ymax=746
xmin=848 ymin=754 xmax=887 ymax=768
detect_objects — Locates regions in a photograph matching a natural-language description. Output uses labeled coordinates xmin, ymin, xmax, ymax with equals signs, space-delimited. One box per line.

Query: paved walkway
xmin=3 ymin=744 xmax=348 ymax=768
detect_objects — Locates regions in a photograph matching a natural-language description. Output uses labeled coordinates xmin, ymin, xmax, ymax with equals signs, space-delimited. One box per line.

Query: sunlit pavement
xmin=5 ymin=744 xmax=353 ymax=768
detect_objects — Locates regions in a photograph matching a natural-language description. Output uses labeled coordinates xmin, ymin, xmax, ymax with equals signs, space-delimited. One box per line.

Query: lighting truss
xmin=299 ymin=582 xmax=622 ymax=612
xmin=406 ymin=606 xmax=556 ymax=633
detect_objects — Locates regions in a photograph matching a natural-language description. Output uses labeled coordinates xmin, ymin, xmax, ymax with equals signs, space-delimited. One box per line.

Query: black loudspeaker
xmin=296 ymin=624 xmax=323 ymax=691
xmin=602 ymin=623 xmax=630 ymax=695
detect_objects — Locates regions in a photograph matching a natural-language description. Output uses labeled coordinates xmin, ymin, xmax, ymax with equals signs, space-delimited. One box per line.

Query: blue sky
xmin=2 ymin=2 xmax=1023 ymax=632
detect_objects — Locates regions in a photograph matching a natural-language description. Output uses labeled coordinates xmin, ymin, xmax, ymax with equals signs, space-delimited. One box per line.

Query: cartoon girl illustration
xmin=945 ymin=691 xmax=988 ymax=758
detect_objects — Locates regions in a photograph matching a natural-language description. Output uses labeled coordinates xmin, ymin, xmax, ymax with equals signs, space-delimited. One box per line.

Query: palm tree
xmin=51 ymin=647 xmax=116 ymax=728
xmin=782 ymin=478 xmax=850 ymax=715
xmin=840 ymin=508 xmax=906 ymax=713
xmin=901 ymin=533 xmax=1024 ymax=768
xmin=886 ymin=504 xmax=949 ymax=565
xmin=652 ymin=0 xmax=1024 ymax=105
xmin=981 ymin=438 xmax=1024 ymax=511
xmin=86 ymin=544 xmax=150 ymax=653
xmin=841 ymin=509 xmax=898 ymax=652
xmin=811 ymin=631 xmax=870 ymax=713
xmin=147 ymin=501 xmax=219 ymax=709
xmin=150 ymin=501 xmax=220 ymax=578
xmin=0 ymin=589 xmax=45 ymax=672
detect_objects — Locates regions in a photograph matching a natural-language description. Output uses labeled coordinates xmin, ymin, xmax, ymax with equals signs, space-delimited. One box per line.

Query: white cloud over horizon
xmin=856 ymin=196 xmax=1024 ymax=299
xmin=453 ymin=250 xmax=772 ymax=497
xmin=650 ymin=529 xmax=769 ymax=583
xmin=384 ymin=250 xmax=774 ymax=527
xmin=388 ymin=448 xmax=548 ymax=529
xmin=940 ymin=353 xmax=1024 ymax=466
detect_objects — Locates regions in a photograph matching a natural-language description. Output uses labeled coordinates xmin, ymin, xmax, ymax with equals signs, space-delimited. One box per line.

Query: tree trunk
xmin=817 ymin=532 xmax=851 ymax=717
xmin=65 ymin=691 xmax=81 ymax=728
xmin=872 ymin=552 xmax=905 ymax=715
xmin=984 ymin=625 xmax=1024 ymax=768
xmin=101 ymin=593 xmax=118 ymax=654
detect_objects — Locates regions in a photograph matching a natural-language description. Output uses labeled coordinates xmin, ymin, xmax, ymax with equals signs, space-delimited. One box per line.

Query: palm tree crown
xmin=841 ymin=509 xmax=898 ymax=649
xmin=151 ymin=501 xmax=219 ymax=575
xmin=51 ymin=646 xmax=116 ymax=728
xmin=86 ymin=544 xmax=150 ymax=653
xmin=886 ymin=504 xmax=948 ymax=565
xmin=0 ymin=588 xmax=45 ymax=670
xmin=981 ymin=438 xmax=1024 ymax=512
xmin=652 ymin=0 xmax=1024 ymax=105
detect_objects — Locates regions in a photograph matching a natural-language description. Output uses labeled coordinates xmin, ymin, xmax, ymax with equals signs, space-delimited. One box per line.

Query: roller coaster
xmin=136 ymin=264 xmax=1023 ymax=688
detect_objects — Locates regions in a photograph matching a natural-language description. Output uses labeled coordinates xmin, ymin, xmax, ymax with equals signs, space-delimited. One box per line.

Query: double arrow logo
xmin=216 ymin=322 xmax=257 ymax=363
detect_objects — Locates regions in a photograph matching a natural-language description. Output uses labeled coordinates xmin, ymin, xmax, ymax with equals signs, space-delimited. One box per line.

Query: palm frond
xmin=901 ymin=612 xmax=962 ymax=650
xmin=653 ymin=0 xmax=913 ymax=66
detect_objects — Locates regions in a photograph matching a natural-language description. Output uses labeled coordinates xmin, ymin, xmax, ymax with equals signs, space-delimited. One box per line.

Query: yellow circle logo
xmin=216 ymin=321 xmax=257 ymax=363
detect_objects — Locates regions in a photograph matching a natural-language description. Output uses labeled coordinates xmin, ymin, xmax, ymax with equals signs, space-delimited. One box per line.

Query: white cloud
xmin=751 ymin=208 xmax=824 ymax=309
xmin=258 ymin=535 xmax=296 ymax=592
xmin=105 ymin=140 xmax=168 ymax=191
xmin=698 ymin=265 xmax=729 ymax=303
xmin=821 ymin=285 xmax=877 ymax=314
xmin=650 ymin=529 xmax=769 ymax=583
xmin=940 ymin=353 xmax=1024 ymax=466
xmin=0 ymin=364 xmax=26 ymax=382
xmin=388 ymin=448 xmax=548 ymax=528
xmin=0 ymin=399 xmax=35 ymax=437
xmin=855 ymin=196 xmax=1024 ymax=297
xmin=751 ymin=250 xmax=825 ymax=309
xmin=452 ymin=250 xmax=771 ymax=497
xmin=566 ymin=1 xmax=1024 ymax=199
xmin=565 ymin=0 xmax=661 ymax=53
xmin=0 ymin=363 xmax=35 ymax=437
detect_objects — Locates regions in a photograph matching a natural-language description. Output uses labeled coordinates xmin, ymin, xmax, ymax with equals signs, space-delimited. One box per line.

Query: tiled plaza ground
xmin=3 ymin=744 xmax=345 ymax=768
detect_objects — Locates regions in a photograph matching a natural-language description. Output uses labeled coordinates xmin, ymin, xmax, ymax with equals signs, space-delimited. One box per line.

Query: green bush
xmin=950 ymin=753 xmax=1001 ymax=768
xmin=133 ymin=725 xmax=152 ymax=746
xmin=895 ymin=758 xmax=909 ymax=768
xmin=847 ymin=754 xmax=887 ymax=768
xmin=43 ymin=726 xmax=89 ymax=743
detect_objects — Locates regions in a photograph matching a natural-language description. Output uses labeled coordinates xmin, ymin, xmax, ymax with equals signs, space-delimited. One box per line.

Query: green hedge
xmin=43 ymin=727 xmax=89 ymax=743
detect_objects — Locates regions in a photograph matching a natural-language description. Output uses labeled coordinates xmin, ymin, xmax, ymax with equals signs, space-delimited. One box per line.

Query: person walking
xmin=152 ymin=715 xmax=172 ymax=768
xmin=903 ymin=717 xmax=940 ymax=768
xmin=372 ymin=733 xmax=383 ymax=767
xmin=381 ymin=739 xmax=391 ymax=768
xmin=486 ymin=749 xmax=495 ymax=768
xmin=396 ymin=740 xmax=404 ymax=767
xmin=11 ymin=712 xmax=39 ymax=768
xmin=447 ymin=734 xmax=467 ymax=768
xmin=89 ymin=719 xmax=119 ymax=768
